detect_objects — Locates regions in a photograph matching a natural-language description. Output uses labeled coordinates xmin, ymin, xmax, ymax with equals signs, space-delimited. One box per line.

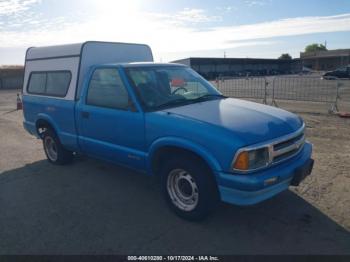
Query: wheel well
xmin=35 ymin=119 xmax=55 ymax=138
xmin=151 ymin=146 xmax=212 ymax=176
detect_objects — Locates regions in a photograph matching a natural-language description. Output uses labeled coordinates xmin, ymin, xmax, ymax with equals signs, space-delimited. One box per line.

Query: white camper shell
xmin=23 ymin=41 xmax=154 ymax=100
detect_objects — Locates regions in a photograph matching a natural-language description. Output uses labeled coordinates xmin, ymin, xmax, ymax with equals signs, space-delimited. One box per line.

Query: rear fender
xmin=36 ymin=113 xmax=61 ymax=138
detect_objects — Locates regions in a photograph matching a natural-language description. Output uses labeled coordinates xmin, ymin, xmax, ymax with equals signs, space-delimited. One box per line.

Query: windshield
xmin=125 ymin=66 xmax=224 ymax=111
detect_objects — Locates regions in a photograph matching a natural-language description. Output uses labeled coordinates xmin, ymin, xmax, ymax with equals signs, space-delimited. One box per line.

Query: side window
xmin=27 ymin=71 xmax=71 ymax=97
xmin=28 ymin=73 xmax=46 ymax=94
xmin=46 ymin=72 xmax=71 ymax=96
xmin=86 ymin=68 xmax=129 ymax=110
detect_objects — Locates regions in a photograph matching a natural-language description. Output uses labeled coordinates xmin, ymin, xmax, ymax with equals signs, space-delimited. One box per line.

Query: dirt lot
xmin=0 ymin=89 xmax=349 ymax=254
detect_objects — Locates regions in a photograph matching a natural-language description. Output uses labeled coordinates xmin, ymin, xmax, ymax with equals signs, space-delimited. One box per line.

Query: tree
xmin=278 ymin=53 xmax=292 ymax=60
xmin=305 ymin=43 xmax=327 ymax=53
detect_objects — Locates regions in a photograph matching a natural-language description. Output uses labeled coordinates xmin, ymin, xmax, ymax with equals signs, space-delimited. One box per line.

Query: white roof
xmin=26 ymin=43 xmax=83 ymax=60
xmin=24 ymin=41 xmax=154 ymax=99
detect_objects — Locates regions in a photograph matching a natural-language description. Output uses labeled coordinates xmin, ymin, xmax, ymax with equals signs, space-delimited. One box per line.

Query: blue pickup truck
xmin=22 ymin=41 xmax=314 ymax=220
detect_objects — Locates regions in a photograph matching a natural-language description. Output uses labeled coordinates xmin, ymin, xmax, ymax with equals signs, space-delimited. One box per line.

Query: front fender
xmin=147 ymin=136 xmax=222 ymax=174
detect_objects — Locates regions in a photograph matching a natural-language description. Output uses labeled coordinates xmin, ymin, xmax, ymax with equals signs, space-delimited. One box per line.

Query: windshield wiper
xmin=193 ymin=94 xmax=227 ymax=101
xmin=153 ymin=98 xmax=189 ymax=109
xmin=152 ymin=94 xmax=227 ymax=111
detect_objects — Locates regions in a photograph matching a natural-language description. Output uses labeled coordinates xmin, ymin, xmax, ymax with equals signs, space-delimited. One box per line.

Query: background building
xmin=172 ymin=57 xmax=301 ymax=79
xmin=0 ymin=66 xmax=24 ymax=89
xmin=300 ymin=49 xmax=350 ymax=71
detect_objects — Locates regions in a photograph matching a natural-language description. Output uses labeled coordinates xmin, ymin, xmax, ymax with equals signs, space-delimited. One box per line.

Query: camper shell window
xmin=27 ymin=71 xmax=72 ymax=97
xmin=27 ymin=73 xmax=46 ymax=94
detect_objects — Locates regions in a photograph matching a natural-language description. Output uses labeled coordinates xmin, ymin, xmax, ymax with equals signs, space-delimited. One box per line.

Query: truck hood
xmin=162 ymin=98 xmax=303 ymax=145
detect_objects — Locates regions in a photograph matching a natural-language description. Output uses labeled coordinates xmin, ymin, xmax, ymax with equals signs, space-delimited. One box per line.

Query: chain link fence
xmin=336 ymin=79 xmax=350 ymax=112
xmin=210 ymin=77 xmax=268 ymax=104
xmin=211 ymin=75 xmax=350 ymax=113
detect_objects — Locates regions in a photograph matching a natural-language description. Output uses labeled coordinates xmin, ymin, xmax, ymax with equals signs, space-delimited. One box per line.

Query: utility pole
xmin=224 ymin=51 xmax=226 ymax=58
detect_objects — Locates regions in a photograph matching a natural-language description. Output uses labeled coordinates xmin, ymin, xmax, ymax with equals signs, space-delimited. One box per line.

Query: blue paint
xmin=23 ymin=95 xmax=78 ymax=151
xmin=23 ymin=63 xmax=313 ymax=206
xmin=217 ymin=142 xmax=312 ymax=205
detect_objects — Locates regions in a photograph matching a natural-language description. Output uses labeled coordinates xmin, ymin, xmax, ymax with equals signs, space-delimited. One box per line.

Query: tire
xmin=160 ymin=155 xmax=219 ymax=221
xmin=42 ymin=128 xmax=73 ymax=165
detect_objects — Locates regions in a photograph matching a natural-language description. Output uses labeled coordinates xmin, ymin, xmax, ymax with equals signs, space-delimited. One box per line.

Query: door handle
xmin=81 ymin=111 xmax=90 ymax=118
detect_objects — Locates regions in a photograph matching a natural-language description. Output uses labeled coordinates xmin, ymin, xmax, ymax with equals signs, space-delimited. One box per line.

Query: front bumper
xmin=216 ymin=142 xmax=313 ymax=206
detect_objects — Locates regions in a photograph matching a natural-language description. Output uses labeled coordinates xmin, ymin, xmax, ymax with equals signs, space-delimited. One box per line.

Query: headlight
xmin=232 ymin=147 xmax=270 ymax=171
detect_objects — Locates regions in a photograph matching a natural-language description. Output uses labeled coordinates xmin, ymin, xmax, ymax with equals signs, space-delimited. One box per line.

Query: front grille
xmin=231 ymin=124 xmax=306 ymax=173
xmin=271 ymin=130 xmax=305 ymax=164
xmin=273 ymin=133 xmax=304 ymax=151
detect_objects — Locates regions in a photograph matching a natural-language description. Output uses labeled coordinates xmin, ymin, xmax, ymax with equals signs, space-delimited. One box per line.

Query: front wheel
xmin=42 ymin=128 xmax=73 ymax=165
xmin=160 ymin=156 xmax=219 ymax=221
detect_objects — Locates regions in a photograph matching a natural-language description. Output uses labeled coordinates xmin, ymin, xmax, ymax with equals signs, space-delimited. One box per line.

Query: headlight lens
xmin=232 ymin=147 xmax=270 ymax=171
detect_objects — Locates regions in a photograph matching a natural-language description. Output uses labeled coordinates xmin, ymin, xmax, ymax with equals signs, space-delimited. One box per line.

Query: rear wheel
xmin=160 ymin=155 xmax=219 ymax=221
xmin=42 ymin=128 xmax=73 ymax=165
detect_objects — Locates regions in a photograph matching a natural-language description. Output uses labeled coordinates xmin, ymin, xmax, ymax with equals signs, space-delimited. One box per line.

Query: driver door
xmin=76 ymin=67 xmax=146 ymax=170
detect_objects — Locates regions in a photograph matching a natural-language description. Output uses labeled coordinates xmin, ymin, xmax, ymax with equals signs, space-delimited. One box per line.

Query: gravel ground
xmin=0 ymin=89 xmax=349 ymax=254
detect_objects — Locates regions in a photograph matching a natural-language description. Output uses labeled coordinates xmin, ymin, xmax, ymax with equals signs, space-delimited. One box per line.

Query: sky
xmin=0 ymin=0 xmax=350 ymax=64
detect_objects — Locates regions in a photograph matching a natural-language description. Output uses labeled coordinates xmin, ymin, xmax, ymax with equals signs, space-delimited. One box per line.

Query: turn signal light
xmin=233 ymin=151 xmax=249 ymax=170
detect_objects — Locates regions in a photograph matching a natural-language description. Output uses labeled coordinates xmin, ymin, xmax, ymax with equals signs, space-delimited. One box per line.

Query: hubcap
xmin=44 ymin=136 xmax=58 ymax=161
xmin=167 ymin=169 xmax=199 ymax=211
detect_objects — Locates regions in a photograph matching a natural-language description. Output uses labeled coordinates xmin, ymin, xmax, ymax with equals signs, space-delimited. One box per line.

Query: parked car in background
xmin=22 ymin=41 xmax=314 ymax=221
xmin=323 ymin=65 xmax=350 ymax=80
xmin=298 ymin=66 xmax=313 ymax=75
